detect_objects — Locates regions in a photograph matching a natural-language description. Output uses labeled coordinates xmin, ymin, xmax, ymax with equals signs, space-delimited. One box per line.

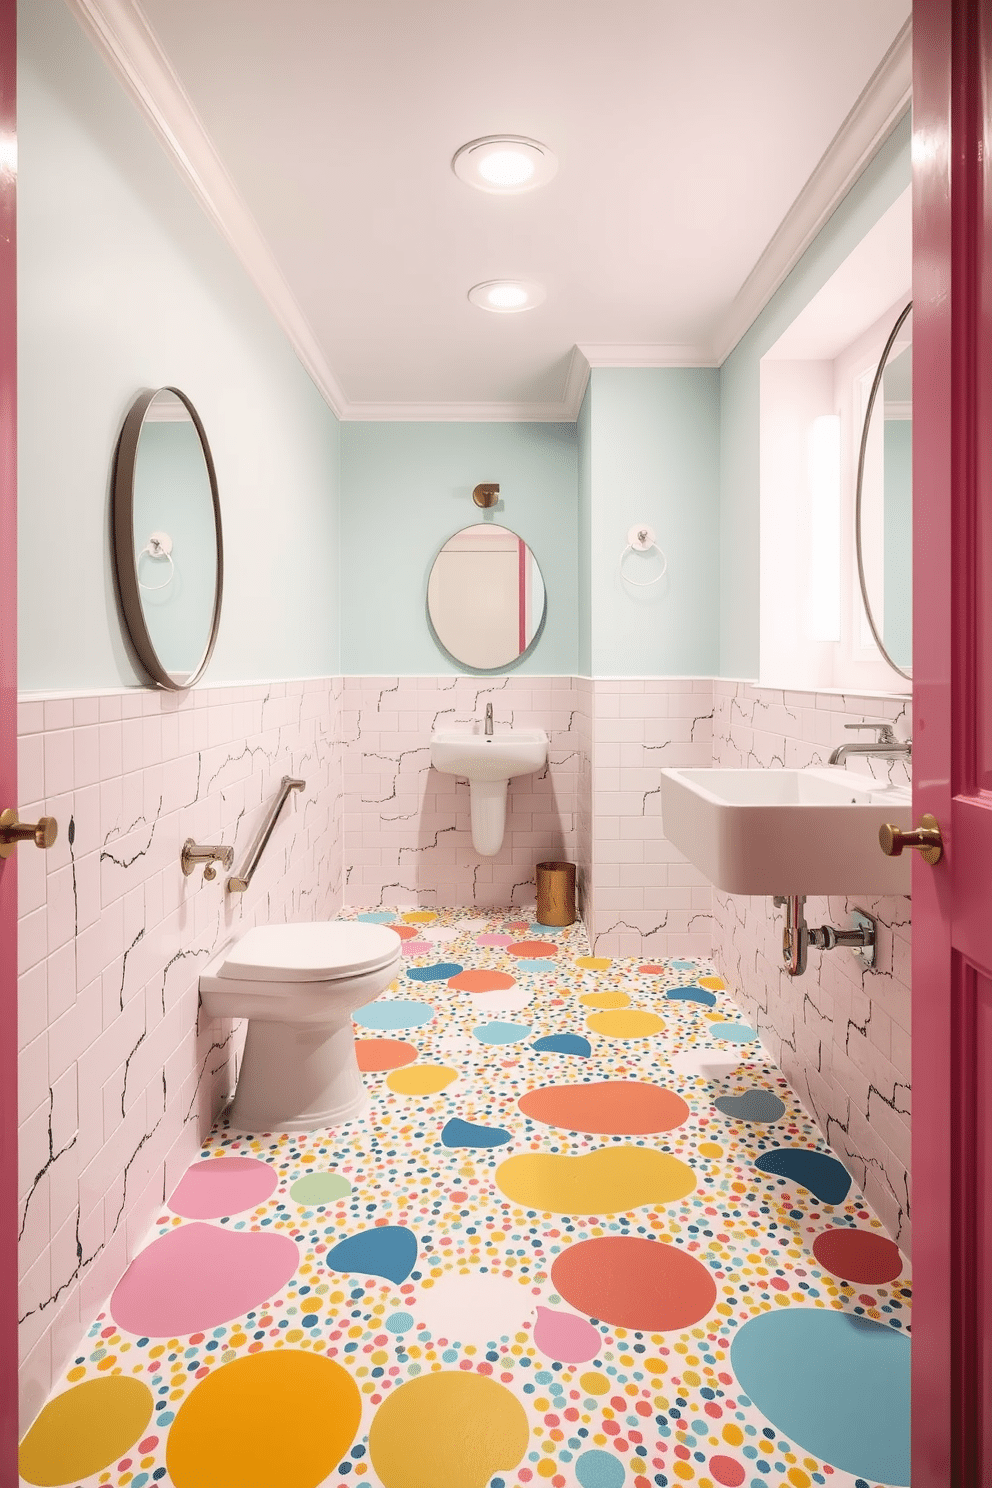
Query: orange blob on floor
xmin=448 ymin=969 xmax=517 ymax=993
xmin=551 ymin=1234 xmax=718 ymax=1332
xmin=519 ymin=1079 xmax=689 ymax=1134
xmin=355 ymin=1038 xmax=419 ymax=1071
xmin=507 ymin=940 xmax=560 ymax=958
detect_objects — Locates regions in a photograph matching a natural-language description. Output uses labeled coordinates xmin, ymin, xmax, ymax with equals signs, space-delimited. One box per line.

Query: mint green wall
xmin=18 ymin=0 xmax=341 ymax=690
xmin=883 ymin=418 xmax=912 ymax=668
xmin=576 ymin=384 xmax=592 ymax=674
xmin=718 ymin=112 xmax=912 ymax=679
xmin=340 ymin=422 xmax=578 ymax=675
xmin=586 ymin=368 xmax=721 ymax=676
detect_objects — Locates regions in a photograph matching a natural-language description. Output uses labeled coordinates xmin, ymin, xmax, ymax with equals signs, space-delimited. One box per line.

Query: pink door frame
xmin=913 ymin=0 xmax=992 ymax=1479
xmin=0 ymin=0 xmax=16 ymax=1467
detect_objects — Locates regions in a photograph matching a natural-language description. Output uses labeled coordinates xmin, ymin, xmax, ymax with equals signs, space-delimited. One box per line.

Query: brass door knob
xmin=879 ymin=812 xmax=943 ymax=865
xmin=0 ymin=808 xmax=59 ymax=860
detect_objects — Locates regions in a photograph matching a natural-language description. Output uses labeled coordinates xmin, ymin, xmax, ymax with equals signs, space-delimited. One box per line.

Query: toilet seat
xmin=215 ymin=922 xmax=401 ymax=983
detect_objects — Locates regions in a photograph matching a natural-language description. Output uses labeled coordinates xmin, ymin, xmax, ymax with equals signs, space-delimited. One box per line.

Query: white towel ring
xmin=138 ymin=531 xmax=175 ymax=591
xmin=619 ymin=524 xmax=667 ymax=586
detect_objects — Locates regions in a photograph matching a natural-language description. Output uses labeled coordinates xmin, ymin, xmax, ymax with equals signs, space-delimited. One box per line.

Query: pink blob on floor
xmin=401 ymin=940 xmax=433 ymax=955
xmin=476 ymin=935 xmax=514 ymax=947
xmin=533 ymin=1306 xmax=601 ymax=1364
xmin=110 ymin=1222 xmax=298 ymax=1337
xmin=168 ymin=1157 xmax=277 ymax=1220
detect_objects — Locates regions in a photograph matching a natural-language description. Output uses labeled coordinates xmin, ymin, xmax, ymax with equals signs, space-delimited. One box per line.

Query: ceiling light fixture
xmin=468 ymin=280 xmax=546 ymax=314
xmin=453 ymin=135 xmax=558 ymax=194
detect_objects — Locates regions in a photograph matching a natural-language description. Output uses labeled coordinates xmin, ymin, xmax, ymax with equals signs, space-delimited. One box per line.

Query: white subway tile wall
xmin=16 ymin=679 xmax=343 ymax=1428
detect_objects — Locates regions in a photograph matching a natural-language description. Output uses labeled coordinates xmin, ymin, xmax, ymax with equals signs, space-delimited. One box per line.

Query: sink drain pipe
xmin=773 ymin=895 xmax=877 ymax=977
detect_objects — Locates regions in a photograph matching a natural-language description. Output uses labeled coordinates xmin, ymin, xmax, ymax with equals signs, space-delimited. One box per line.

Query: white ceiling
xmin=76 ymin=0 xmax=912 ymax=415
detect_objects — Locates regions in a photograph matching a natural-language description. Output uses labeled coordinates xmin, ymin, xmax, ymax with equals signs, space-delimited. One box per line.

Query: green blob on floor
xmin=290 ymin=1172 xmax=352 ymax=1205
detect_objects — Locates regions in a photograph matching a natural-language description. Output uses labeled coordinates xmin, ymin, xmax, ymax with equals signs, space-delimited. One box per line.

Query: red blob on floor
xmin=709 ymin=1456 xmax=746 ymax=1486
xmin=638 ymin=964 xmax=666 ymax=974
xmin=551 ymin=1236 xmax=716 ymax=1331
xmin=812 ymin=1226 xmax=903 ymax=1284
xmin=519 ymin=1080 xmax=690 ymax=1135
xmin=507 ymin=941 xmax=559 ymax=958
xmin=355 ymin=1039 xmax=419 ymax=1071
xmin=448 ymin=969 xmax=517 ymax=993
xmin=392 ymin=924 xmax=423 ymax=941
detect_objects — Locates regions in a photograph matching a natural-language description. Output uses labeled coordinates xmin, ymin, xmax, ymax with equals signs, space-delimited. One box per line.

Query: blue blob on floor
xmin=514 ymin=959 xmax=558 ymax=974
xmin=357 ymin=911 xmax=396 ymax=923
xmin=730 ymin=1310 xmax=910 ymax=1484
xmin=669 ymin=959 xmax=696 ymax=970
xmin=710 ymin=1021 xmax=758 ymax=1043
xmin=385 ymin=1311 xmax=414 ymax=1333
xmin=473 ymin=1021 xmax=532 ymax=1045
xmin=440 ymin=1118 xmax=512 ymax=1149
xmin=353 ymin=999 xmax=435 ymax=1031
xmin=575 ymin=1448 xmax=626 ymax=1488
xmin=407 ymin=962 xmax=463 ymax=982
xmin=527 ymin=923 xmax=568 ymax=935
xmin=532 ymin=1034 xmax=592 ymax=1056
xmin=755 ymin=1147 xmax=853 ymax=1204
xmin=715 ymin=1089 xmax=787 ymax=1123
xmin=326 ymin=1225 xmax=418 ymax=1285
xmin=665 ymin=985 xmax=717 ymax=1006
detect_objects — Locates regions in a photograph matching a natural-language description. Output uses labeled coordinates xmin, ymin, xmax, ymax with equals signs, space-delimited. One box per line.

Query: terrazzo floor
xmin=20 ymin=909 xmax=912 ymax=1488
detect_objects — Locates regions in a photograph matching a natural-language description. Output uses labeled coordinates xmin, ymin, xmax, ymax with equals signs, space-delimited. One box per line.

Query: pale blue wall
xmin=718 ymin=112 xmax=912 ymax=679
xmin=340 ymin=422 xmax=578 ymax=674
xmin=586 ymin=368 xmax=721 ymax=676
xmin=576 ymin=384 xmax=592 ymax=675
xmin=883 ymin=418 xmax=912 ymax=668
xmin=18 ymin=0 xmax=341 ymax=690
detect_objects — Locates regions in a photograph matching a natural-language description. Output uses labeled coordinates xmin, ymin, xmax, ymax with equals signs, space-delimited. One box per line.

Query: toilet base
xmin=228 ymin=1015 xmax=369 ymax=1133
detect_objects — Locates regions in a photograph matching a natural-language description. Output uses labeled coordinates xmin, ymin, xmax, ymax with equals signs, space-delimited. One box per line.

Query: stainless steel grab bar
xmin=227 ymin=775 xmax=305 ymax=893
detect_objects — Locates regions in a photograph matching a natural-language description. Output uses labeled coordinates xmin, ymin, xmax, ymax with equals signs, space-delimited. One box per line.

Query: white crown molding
xmin=63 ymin=0 xmax=350 ymax=419
xmin=712 ymin=18 xmax=912 ymax=365
xmin=577 ymin=343 xmax=717 ymax=369
xmin=344 ymin=400 xmax=577 ymax=422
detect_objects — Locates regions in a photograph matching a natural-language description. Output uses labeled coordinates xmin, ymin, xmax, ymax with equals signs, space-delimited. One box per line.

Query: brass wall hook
xmin=473 ymin=483 xmax=499 ymax=508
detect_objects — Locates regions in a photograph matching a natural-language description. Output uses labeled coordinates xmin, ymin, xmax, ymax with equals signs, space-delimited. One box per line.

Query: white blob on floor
xmin=467 ymin=986 xmax=535 ymax=1015
xmin=456 ymin=917 xmax=491 ymax=932
xmin=413 ymin=1271 xmax=535 ymax=1346
xmin=421 ymin=925 xmax=461 ymax=943
xmin=669 ymin=1048 xmax=749 ymax=1080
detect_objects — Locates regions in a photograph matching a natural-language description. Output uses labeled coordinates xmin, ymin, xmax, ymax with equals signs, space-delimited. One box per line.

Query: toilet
xmin=198 ymin=921 xmax=403 ymax=1132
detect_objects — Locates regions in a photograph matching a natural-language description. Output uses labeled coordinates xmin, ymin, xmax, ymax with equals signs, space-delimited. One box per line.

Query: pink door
xmin=0 ymin=0 xmax=15 ymax=1466
xmin=913 ymin=0 xmax=992 ymax=1479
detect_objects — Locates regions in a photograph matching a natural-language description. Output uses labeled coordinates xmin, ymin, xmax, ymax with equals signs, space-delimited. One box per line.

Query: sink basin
xmin=659 ymin=766 xmax=912 ymax=896
xmin=431 ymin=728 xmax=548 ymax=855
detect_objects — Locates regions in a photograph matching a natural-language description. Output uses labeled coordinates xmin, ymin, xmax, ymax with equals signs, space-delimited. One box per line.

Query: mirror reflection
xmin=427 ymin=522 xmax=546 ymax=672
xmin=856 ymin=305 xmax=912 ymax=678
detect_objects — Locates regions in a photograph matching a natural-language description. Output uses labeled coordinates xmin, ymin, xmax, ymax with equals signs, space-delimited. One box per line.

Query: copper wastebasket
xmin=535 ymin=861 xmax=576 ymax=927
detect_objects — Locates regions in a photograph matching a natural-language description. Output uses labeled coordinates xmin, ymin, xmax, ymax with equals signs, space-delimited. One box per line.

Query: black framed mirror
xmin=426 ymin=522 xmax=546 ymax=672
xmin=112 ymin=388 xmax=223 ymax=690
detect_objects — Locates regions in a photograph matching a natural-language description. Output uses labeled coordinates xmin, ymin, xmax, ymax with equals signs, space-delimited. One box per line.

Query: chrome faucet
xmin=484 ymin=702 xmax=494 ymax=737
xmin=828 ymin=722 xmax=911 ymax=766
xmin=181 ymin=839 xmax=235 ymax=881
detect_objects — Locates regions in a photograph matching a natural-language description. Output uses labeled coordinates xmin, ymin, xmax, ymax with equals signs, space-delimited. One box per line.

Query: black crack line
xmin=100 ymin=797 xmax=163 ymax=869
xmin=868 ymin=1081 xmax=912 ymax=1119
xmin=112 ymin=1117 xmax=165 ymax=1232
xmin=121 ymin=1026 xmax=147 ymax=1119
xmin=19 ymin=1206 xmax=104 ymax=1323
xmin=205 ymin=743 xmax=277 ymax=798
xmin=398 ymin=825 xmax=458 ymax=858
xmin=747 ymin=747 xmax=785 ymax=770
xmin=472 ymin=863 xmax=483 ymax=901
xmin=688 ymin=911 xmax=712 ymax=932
xmin=160 ymin=945 xmax=211 ymax=1018
xmin=120 ymin=928 xmax=145 ymax=1013
xmin=375 ymin=881 xmax=422 ymax=908
xmin=67 ymin=815 xmax=78 ymax=942
xmin=181 ymin=751 xmax=203 ymax=809
xmin=362 ymin=750 xmax=431 ymax=804
xmin=510 ymin=879 xmax=534 ymax=905
xmin=376 ymin=680 xmax=400 ymax=712
xmin=185 ymin=1030 xmax=236 ymax=1125
xmin=18 ymin=1086 xmax=78 ymax=1242
xmin=472 ymin=679 xmax=509 ymax=712
xmin=596 ymin=915 xmax=669 ymax=948
xmin=690 ymin=709 xmax=715 ymax=741
xmin=802 ymin=988 xmax=833 ymax=1027
xmin=640 ymin=783 xmax=663 ymax=815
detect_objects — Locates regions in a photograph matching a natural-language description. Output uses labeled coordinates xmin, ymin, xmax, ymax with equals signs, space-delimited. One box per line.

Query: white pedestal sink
xmin=430 ymin=729 xmax=549 ymax=855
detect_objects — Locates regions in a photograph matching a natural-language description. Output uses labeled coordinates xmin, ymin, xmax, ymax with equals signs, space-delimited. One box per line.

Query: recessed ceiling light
xmin=468 ymin=280 xmax=546 ymax=314
xmin=453 ymin=135 xmax=558 ymax=194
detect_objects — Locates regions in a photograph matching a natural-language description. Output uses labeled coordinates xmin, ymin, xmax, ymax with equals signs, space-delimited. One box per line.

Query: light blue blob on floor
xmin=532 ymin=1034 xmax=592 ymax=1056
xmin=473 ymin=1021 xmax=532 ymax=1045
xmin=514 ymin=958 xmax=558 ymax=973
xmin=407 ymin=962 xmax=463 ymax=981
xmin=755 ymin=1147 xmax=852 ymax=1204
xmin=353 ymin=999 xmax=435 ymax=1030
xmin=669 ymin=959 xmax=696 ymax=970
xmin=528 ymin=922 xmax=569 ymax=935
xmin=575 ymin=1448 xmax=626 ymax=1488
xmin=715 ymin=1089 xmax=787 ymax=1123
xmin=711 ymin=1021 xmax=758 ymax=1042
xmin=357 ymin=911 xmax=396 ymax=923
xmin=385 ymin=1311 xmax=414 ymax=1333
xmin=440 ymin=1118 xmax=511 ymax=1149
xmin=730 ymin=1310 xmax=910 ymax=1484
xmin=665 ymin=985 xmax=717 ymax=1006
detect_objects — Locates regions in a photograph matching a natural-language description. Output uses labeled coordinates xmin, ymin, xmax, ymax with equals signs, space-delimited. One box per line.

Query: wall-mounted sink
xmin=659 ymin=766 xmax=912 ymax=896
xmin=431 ymin=728 xmax=548 ymax=855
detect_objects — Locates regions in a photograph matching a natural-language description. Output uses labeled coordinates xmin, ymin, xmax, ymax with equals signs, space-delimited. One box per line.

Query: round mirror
xmin=426 ymin=522 xmax=546 ymax=672
xmin=855 ymin=302 xmax=912 ymax=681
xmin=112 ymin=388 xmax=223 ymax=690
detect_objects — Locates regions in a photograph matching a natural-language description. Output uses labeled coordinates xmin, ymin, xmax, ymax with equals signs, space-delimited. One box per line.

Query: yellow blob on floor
xmin=369 ymin=1370 xmax=528 ymax=1488
xmin=586 ymin=1009 xmax=666 ymax=1039
xmin=699 ymin=1141 xmax=724 ymax=1158
xmin=579 ymin=991 xmax=631 ymax=1009
xmin=166 ymin=1349 xmax=360 ymax=1488
xmin=698 ymin=975 xmax=725 ymax=991
xmin=494 ymin=1145 xmax=695 ymax=1213
xmin=387 ymin=1064 xmax=458 ymax=1095
xmin=401 ymin=911 xmax=437 ymax=923
xmin=19 ymin=1377 xmax=154 ymax=1487
xmin=723 ymin=1423 xmax=745 ymax=1446
xmin=575 ymin=956 xmax=612 ymax=970
xmin=580 ymin=1371 xmax=610 ymax=1395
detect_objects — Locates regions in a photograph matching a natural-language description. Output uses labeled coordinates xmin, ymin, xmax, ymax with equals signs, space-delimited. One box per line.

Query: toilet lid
xmin=217 ymin=922 xmax=402 ymax=983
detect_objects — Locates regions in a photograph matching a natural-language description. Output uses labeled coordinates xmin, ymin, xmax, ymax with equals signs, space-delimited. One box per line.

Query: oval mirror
xmin=426 ymin=522 xmax=546 ymax=672
xmin=112 ymin=388 xmax=223 ymax=690
xmin=855 ymin=302 xmax=912 ymax=681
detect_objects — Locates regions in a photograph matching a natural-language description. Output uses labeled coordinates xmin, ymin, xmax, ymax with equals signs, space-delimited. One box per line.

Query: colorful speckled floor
xmin=20 ymin=909 xmax=912 ymax=1488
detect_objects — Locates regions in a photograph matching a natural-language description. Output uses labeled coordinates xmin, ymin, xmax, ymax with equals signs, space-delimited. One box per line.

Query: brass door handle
xmin=879 ymin=812 xmax=943 ymax=865
xmin=0 ymin=808 xmax=58 ymax=859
